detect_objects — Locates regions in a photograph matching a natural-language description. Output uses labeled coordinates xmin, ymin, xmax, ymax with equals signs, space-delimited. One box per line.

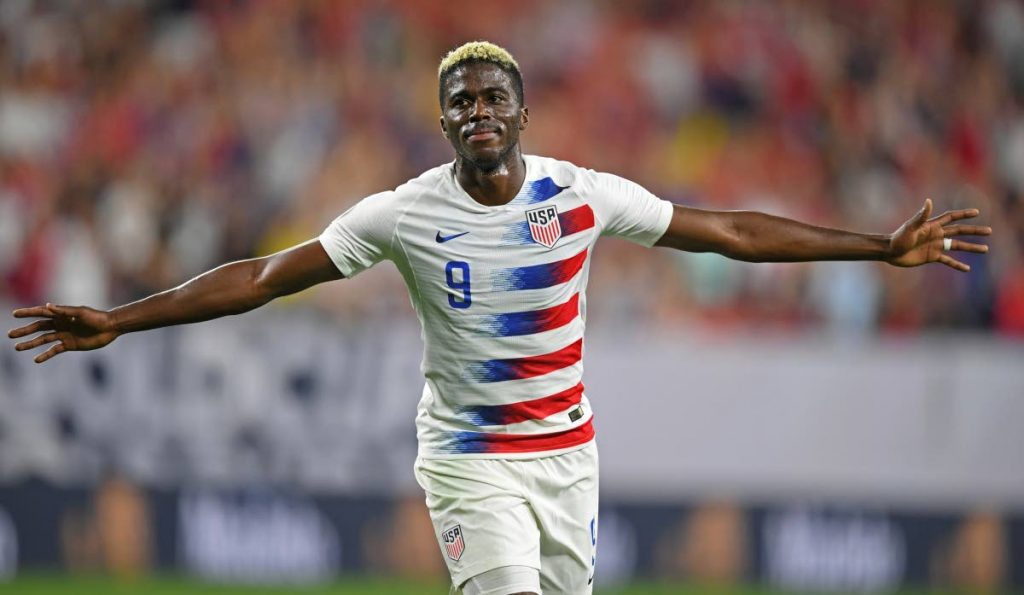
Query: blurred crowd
xmin=2 ymin=0 xmax=1024 ymax=336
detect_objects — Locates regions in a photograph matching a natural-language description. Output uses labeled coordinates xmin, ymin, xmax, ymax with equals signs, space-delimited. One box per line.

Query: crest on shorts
xmin=442 ymin=524 xmax=466 ymax=561
xmin=526 ymin=205 xmax=562 ymax=248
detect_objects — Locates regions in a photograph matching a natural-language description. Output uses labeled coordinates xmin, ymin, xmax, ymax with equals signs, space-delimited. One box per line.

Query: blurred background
xmin=1 ymin=0 xmax=1023 ymax=593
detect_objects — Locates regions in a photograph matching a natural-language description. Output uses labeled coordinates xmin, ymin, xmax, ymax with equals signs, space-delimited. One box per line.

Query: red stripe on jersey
xmin=551 ymin=250 xmax=588 ymax=286
xmin=466 ymin=338 xmax=584 ymax=383
xmin=534 ymin=292 xmax=580 ymax=334
xmin=480 ymin=292 xmax=580 ymax=337
xmin=465 ymin=382 xmax=585 ymax=426
xmin=509 ymin=338 xmax=583 ymax=380
xmin=482 ymin=418 xmax=595 ymax=454
xmin=560 ymin=204 xmax=595 ymax=235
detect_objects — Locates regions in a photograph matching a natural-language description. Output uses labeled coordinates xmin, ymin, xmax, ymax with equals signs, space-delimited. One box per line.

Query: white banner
xmin=2 ymin=310 xmax=1022 ymax=507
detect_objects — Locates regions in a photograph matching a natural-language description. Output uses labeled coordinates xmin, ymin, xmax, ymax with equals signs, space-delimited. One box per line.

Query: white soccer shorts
xmin=414 ymin=443 xmax=599 ymax=594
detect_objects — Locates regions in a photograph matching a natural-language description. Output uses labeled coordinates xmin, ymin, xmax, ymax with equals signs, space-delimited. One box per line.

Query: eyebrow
xmin=448 ymin=86 xmax=510 ymax=101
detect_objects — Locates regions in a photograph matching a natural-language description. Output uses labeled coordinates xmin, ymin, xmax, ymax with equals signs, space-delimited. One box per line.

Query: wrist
xmin=107 ymin=307 xmax=126 ymax=335
xmin=882 ymin=233 xmax=897 ymax=262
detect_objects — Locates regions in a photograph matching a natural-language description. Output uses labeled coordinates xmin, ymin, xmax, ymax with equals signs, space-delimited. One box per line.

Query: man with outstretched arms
xmin=9 ymin=42 xmax=991 ymax=595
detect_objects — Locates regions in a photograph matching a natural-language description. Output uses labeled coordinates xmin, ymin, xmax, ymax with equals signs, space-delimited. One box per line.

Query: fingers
xmin=14 ymin=332 xmax=61 ymax=353
xmin=35 ymin=342 xmax=66 ymax=364
xmin=938 ymin=254 xmax=970 ymax=272
xmin=917 ymin=199 xmax=933 ymax=224
xmin=12 ymin=305 xmax=57 ymax=319
xmin=7 ymin=319 xmax=55 ymax=339
xmin=9 ymin=305 xmax=84 ymax=363
xmin=938 ymin=222 xmax=991 ymax=257
xmin=48 ymin=304 xmax=79 ymax=317
xmin=933 ymin=208 xmax=982 ymax=226
xmin=946 ymin=239 xmax=989 ymax=254
xmin=942 ymin=224 xmax=992 ymax=237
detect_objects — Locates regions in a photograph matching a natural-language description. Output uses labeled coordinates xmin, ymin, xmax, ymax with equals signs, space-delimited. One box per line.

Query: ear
xmin=519 ymin=106 xmax=529 ymax=131
xmin=439 ymin=116 xmax=448 ymax=138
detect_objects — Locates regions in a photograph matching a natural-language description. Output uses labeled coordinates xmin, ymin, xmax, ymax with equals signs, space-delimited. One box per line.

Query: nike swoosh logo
xmin=436 ymin=231 xmax=470 ymax=243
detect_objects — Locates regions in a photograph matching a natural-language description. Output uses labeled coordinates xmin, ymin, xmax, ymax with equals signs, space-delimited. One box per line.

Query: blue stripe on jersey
xmin=459 ymin=382 xmax=585 ymax=426
xmin=464 ymin=359 xmax=519 ymax=383
xmin=460 ymin=409 xmax=494 ymax=427
xmin=441 ymin=431 xmax=488 ymax=453
xmin=513 ymin=177 xmax=567 ymax=205
xmin=464 ymin=339 xmax=583 ymax=383
xmin=440 ymin=419 xmax=596 ymax=454
xmin=491 ymin=249 xmax=587 ymax=291
xmin=478 ymin=309 xmax=547 ymax=337
xmin=500 ymin=221 xmax=533 ymax=245
xmin=477 ymin=293 xmax=580 ymax=337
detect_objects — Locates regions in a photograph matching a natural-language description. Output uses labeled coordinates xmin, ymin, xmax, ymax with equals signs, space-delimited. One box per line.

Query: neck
xmin=454 ymin=146 xmax=526 ymax=207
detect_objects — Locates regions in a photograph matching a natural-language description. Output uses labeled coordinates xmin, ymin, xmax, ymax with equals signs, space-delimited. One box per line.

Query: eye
xmin=490 ymin=94 xmax=505 ymax=103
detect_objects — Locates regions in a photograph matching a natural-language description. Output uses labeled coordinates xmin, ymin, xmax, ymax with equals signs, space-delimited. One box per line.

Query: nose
xmin=469 ymin=97 xmax=490 ymax=121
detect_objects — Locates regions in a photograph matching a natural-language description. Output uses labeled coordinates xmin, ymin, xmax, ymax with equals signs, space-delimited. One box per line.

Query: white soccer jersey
xmin=319 ymin=155 xmax=673 ymax=459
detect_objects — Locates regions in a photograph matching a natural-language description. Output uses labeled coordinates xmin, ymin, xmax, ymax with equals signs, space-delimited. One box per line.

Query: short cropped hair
xmin=438 ymin=41 xmax=524 ymax=107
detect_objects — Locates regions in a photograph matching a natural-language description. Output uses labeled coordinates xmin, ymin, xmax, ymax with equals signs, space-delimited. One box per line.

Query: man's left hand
xmin=887 ymin=199 xmax=991 ymax=271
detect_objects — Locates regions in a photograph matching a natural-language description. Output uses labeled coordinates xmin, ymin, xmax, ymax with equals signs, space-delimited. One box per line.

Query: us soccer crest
xmin=442 ymin=524 xmax=466 ymax=561
xmin=526 ymin=205 xmax=562 ymax=248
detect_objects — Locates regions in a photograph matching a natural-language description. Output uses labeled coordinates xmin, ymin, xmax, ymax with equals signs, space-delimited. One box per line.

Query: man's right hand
xmin=8 ymin=304 xmax=120 ymax=363
xmin=8 ymin=239 xmax=345 ymax=364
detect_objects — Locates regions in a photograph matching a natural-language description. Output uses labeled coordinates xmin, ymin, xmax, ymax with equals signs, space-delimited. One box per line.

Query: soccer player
xmin=8 ymin=42 xmax=990 ymax=595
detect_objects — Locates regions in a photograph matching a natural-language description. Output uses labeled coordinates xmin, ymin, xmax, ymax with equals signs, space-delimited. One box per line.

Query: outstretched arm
xmin=654 ymin=199 xmax=990 ymax=270
xmin=8 ymin=239 xmax=344 ymax=363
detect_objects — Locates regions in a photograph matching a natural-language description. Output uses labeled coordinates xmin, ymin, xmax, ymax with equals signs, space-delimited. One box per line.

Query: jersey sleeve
xmin=587 ymin=171 xmax=674 ymax=247
xmin=318 ymin=191 xmax=396 ymax=278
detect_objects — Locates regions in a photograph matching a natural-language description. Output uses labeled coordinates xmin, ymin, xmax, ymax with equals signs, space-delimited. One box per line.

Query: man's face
xmin=440 ymin=62 xmax=528 ymax=170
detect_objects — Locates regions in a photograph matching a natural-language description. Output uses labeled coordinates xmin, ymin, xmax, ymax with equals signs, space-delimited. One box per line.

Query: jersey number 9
xmin=445 ymin=261 xmax=472 ymax=309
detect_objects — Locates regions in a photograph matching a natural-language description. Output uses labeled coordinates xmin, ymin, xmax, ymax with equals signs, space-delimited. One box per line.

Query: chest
xmin=396 ymin=193 xmax=597 ymax=310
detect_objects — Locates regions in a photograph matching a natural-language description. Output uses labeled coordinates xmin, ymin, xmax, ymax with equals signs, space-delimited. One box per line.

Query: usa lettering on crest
xmin=442 ymin=524 xmax=466 ymax=561
xmin=526 ymin=205 xmax=562 ymax=248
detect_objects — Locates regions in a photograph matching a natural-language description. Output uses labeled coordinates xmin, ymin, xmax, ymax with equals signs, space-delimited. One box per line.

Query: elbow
xmin=248 ymin=259 xmax=279 ymax=307
xmin=719 ymin=219 xmax=760 ymax=262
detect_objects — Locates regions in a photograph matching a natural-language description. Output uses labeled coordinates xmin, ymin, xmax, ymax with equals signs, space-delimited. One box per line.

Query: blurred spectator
xmin=0 ymin=0 xmax=1019 ymax=335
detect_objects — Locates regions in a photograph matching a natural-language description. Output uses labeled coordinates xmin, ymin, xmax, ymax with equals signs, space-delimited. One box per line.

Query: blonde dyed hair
xmin=438 ymin=41 xmax=524 ymax=105
xmin=438 ymin=41 xmax=520 ymax=77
